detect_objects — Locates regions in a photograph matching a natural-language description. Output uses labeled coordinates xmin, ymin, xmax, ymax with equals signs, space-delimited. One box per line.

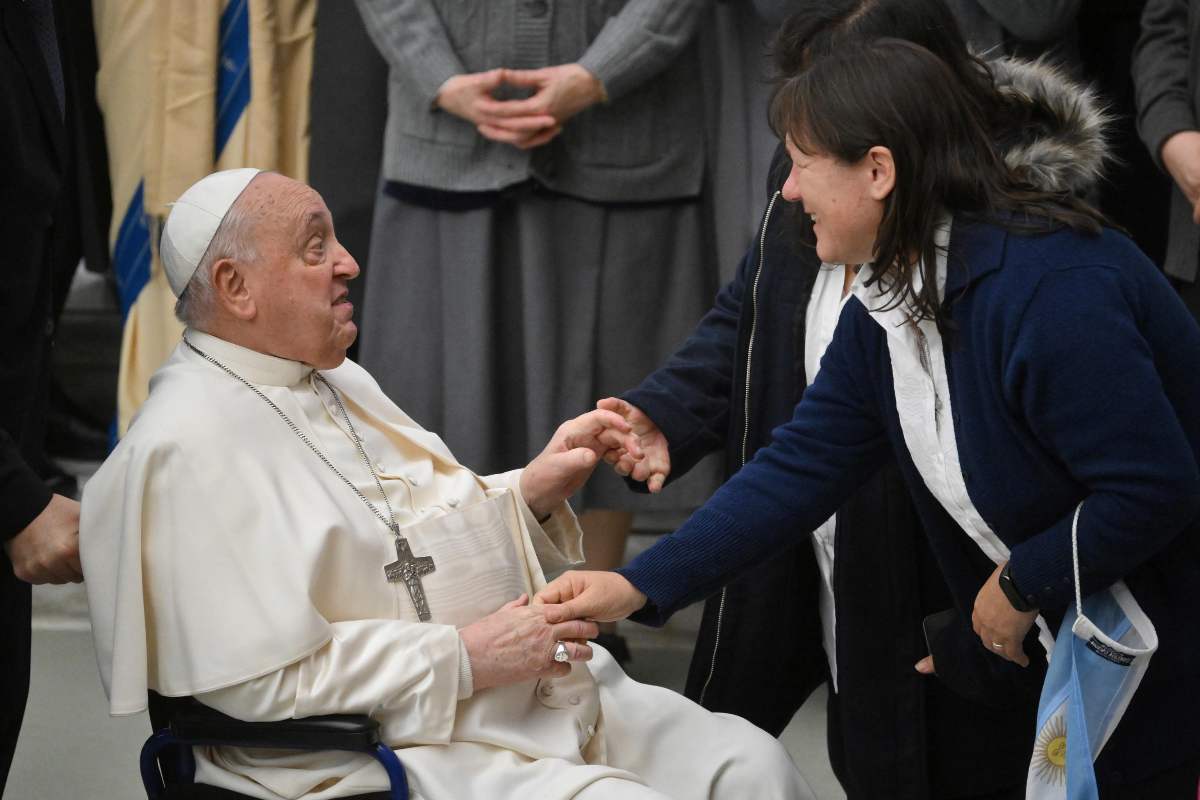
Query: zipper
xmin=699 ymin=190 xmax=781 ymax=705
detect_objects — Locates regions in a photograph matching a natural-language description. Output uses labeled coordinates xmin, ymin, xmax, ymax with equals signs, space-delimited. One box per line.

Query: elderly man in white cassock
xmin=80 ymin=169 xmax=811 ymax=800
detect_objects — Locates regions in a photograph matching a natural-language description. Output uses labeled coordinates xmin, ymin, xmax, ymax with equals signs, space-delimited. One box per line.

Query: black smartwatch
xmin=999 ymin=562 xmax=1036 ymax=612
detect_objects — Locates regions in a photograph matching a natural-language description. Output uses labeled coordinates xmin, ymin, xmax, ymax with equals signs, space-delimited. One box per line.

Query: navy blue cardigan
xmin=619 ymin=216 xmax=1200 ymax=783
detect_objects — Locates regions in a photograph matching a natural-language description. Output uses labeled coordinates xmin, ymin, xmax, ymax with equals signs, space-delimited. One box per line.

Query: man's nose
xmin=334 ymin=244 xmax=361 ymax=279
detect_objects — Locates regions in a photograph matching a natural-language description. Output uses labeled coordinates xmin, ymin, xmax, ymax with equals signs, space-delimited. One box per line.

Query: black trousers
xmin=0 ymin=563 xmax=31 ymax=795
xmin=826 ymin=688 xmax=1026 ymax=800
xmin=1099 ymin=754 xmax=1200 ymax=799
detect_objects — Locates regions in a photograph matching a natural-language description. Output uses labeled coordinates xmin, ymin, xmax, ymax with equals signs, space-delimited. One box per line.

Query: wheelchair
xmin=139 ymin=693 xmax=409 ymax=800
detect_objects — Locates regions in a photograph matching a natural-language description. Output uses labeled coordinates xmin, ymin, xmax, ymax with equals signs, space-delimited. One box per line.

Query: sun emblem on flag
xmin=1032 ymin=715 xmax=1068 ymax=785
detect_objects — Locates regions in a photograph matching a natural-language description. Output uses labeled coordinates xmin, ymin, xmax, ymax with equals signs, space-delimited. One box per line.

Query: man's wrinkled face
xmin=241 ymin=174 xmax=360 ymax=368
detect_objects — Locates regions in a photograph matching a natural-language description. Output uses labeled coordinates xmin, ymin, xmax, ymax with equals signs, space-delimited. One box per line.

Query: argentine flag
xmin=1026 ymin=504 xmax=1157 ymax=799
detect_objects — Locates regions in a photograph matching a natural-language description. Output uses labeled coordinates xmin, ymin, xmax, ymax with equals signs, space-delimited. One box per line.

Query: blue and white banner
xmin=94 ymin=0 xmax=313 ymax=434
xmin=1026 ymin=504 xmax=1157 ymax=799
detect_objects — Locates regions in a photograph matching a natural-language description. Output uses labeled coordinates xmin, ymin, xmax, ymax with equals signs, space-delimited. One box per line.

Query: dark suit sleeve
xmin=619 ymin=253 xmax=748 ymax=486
xmin=0 ymin=430 xmax=51 ymax=540
xmin=620 ymin=301 xmax=891 ymax=623
xmin=620 ymin=143 xmax=793 ymax=489
xmin=1133 ymin=0 xmax=1195 ymax=169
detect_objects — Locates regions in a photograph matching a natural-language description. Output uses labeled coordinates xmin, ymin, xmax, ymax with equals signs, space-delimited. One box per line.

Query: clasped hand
xmin=459 ymin=594 xmax=598 ymax=691
xmin=4 ymin=493 xmax=83 ymax=584
xmin=520 ymin=408 xmax=643 ymax=521
xmin=435 ymin=64 xmax=605 ymax=150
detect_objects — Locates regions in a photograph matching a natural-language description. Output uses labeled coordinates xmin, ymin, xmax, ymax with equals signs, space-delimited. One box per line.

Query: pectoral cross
xmin=384 ymin=533 xmax=436 ymax=621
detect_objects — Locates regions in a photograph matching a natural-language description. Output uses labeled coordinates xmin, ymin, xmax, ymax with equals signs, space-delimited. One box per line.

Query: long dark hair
xmin=770 ymin=39 xmax=1105 ymax=330
xmin=766 ymin=0 xmax=1003 ymax=262
xmin=773 ymin=0 xmax=984 ymax=89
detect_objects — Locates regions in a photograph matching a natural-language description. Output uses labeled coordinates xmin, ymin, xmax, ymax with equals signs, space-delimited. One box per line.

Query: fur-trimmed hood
xmin=989 ymin=55 xmax=1112 ymax=196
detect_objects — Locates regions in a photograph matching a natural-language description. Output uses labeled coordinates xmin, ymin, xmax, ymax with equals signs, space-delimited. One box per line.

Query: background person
xmin=1134 ymin=0 xmax=1200 ymax=319
xmin=352 ymin=0 xmax=722 ymax=660
xmin=0 ymin=0 xmax=94 ymax=791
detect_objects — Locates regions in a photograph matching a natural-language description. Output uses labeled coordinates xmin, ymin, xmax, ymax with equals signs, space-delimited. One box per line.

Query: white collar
xmin=851 ymin=212 xmax=953 ymax=323
xmin=183 ymin=329 xmax=313 ymax=388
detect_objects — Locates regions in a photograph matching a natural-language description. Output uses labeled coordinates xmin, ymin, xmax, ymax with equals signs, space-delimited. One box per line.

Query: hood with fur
xmin=989 ymin=55 xmax=1112 ymax=196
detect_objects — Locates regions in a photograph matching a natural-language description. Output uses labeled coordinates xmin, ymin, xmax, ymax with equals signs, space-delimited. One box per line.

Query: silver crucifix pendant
xmin=384 ymin=531 xmax=436 ymax=621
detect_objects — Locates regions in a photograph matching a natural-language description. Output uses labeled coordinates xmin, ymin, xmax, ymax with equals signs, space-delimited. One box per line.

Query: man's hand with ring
xmin=459 ymin=594 xmax=597 ymax=691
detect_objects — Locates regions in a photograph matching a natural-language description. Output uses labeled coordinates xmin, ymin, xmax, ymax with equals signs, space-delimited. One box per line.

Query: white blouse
xmin=850 ymin=215 xmax=1054 ymax=654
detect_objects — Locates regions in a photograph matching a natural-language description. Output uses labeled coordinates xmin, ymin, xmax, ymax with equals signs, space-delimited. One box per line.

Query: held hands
xmin=596 ymin=398 xmax=671 ymax=493
xmin=972 ymin=562 xmax=1039 ymax=667
xmin=520 ymin=409 xmax=642 ymax=521
xmin=1161 ymin=130 xmax=1200 ymax=224
xmin=4 ymin=493 xmax=83 ymax=584
xmin=435 ymin=64 xmax=605 ymax=150
xmin=460 ymin=594 xmax=598 ymax=691
xmin=535 ymin=570 xmax=648 ymax=624
xmin=4 ymin=491 xmax=82 ymax=585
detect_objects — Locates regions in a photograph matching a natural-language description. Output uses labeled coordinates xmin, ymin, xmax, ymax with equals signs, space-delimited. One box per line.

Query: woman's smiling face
xmin=780 ymin=135 xmax=889 ymax=266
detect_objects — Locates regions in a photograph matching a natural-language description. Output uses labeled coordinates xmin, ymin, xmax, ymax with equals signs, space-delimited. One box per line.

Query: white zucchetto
xmin=160 ymin=168 xmax=261 ymax=297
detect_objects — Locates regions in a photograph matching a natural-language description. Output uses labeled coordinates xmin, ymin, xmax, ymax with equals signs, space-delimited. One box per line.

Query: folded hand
xmin=436 ymin=64 xmax=604 ymax=151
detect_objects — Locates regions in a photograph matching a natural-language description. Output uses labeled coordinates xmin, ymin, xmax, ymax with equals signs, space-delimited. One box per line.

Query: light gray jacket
xmin=1134 ymin=0 xmax=1200 ymax=282
xmin=355 ymin=0 xmax=709 ymax=203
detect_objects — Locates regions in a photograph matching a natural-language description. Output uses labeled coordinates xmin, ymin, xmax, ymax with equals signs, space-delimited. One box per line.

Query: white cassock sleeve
xmin=480 ymin=469 xmax=585 ymax=579
xmin=194 ymin=619 xmax=467 ymax=746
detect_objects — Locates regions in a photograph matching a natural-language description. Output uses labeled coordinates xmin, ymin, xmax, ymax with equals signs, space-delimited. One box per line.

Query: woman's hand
xmin=485 ymin=64 xmax=605 ymax=127
xmin=459 ymin=595 xmax=598 ymax=691
xmin=520 ymin=409 xmax=642 ymax=521
xmin=435 ymin=69 xmax=559 ymax=149
xmin=971 ymin=562 xmax=1039 ymax=667
xmin=536 ymin=570 xmax=648 ymax=624
xmin=596 ymin=397 xmax=671 ymax=493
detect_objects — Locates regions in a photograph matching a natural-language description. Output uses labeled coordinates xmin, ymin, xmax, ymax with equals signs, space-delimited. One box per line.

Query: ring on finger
xmin=991 ymin=641 xmax=1005 ymax=650
xmin=553 ymin=641 xmax=570 ymax=663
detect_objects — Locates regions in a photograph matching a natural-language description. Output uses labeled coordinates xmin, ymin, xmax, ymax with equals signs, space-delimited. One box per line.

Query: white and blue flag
xmin=1026 ymin=504 xmax=1157 ymax=799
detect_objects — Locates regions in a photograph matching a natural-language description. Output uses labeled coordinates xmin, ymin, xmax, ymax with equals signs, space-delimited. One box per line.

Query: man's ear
xmin=211 ymin=258 xmax=256 ymax=320
xmin=866 ymin=145 xmax=896 ymax=201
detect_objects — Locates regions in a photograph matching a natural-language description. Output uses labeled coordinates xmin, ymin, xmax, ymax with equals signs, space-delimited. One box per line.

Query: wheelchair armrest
xmin=171 ymin=703 xmax=383 ymax=752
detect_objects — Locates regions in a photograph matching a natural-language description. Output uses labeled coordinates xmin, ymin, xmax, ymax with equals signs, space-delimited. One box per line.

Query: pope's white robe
xmin=81 ymin=331 xmax=810 ymax=800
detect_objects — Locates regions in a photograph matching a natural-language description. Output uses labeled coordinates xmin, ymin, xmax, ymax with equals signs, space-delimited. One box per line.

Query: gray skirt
xmin=359 ymin=187 xmax=721 ymax=513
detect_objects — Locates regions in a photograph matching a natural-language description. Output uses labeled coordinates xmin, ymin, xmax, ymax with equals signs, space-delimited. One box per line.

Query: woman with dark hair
xmin=546 ymin=38 xmax=1200 ymax=797
xmin=599 ymin=2 xmax=1112 ymax=798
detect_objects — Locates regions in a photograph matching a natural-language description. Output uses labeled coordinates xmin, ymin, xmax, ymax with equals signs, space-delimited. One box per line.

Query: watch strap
xmin=999 ymin=562 xmax=1035 ymax=612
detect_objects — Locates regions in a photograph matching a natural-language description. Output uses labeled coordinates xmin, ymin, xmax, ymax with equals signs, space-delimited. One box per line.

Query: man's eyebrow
xmin=299 ymin=207 xmax=331 ymax=235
